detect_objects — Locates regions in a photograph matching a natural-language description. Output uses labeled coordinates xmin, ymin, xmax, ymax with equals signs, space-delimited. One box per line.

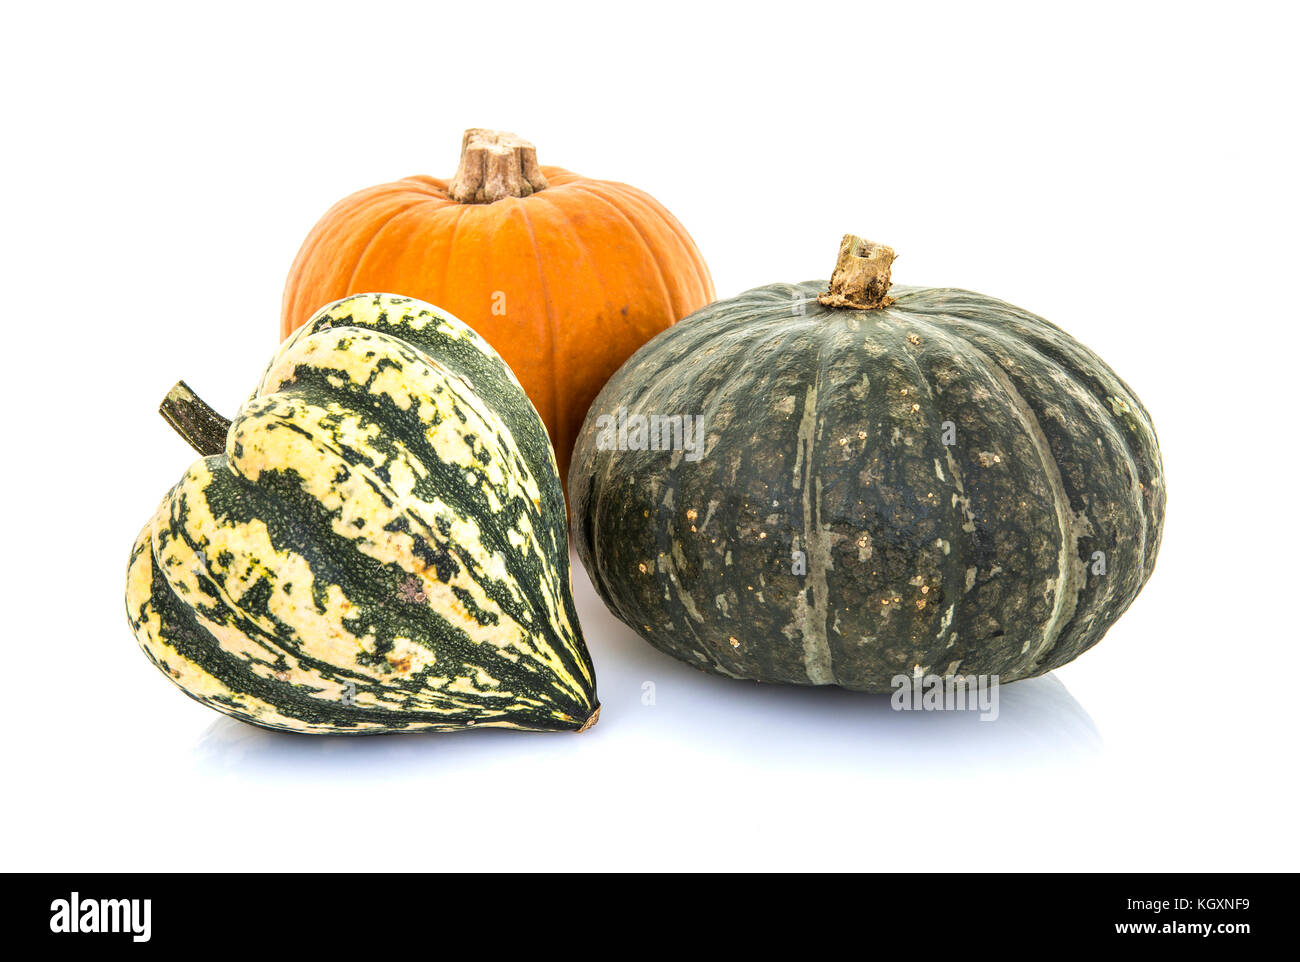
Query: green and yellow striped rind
xmin=126 ymin=293 xmax=597 ymax=733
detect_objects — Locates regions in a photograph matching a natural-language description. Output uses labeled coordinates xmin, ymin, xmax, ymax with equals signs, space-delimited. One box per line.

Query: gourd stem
xmin=448 ymin=128 xmax=548 ymax=204
xmin=160 ymin=381 xmax=231 ymax=457
xmin=818 ymin=234 xmax=897 ymax=310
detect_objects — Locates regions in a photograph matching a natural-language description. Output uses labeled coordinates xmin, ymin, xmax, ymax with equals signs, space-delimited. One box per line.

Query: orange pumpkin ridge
xmin=280 ymin=129 xmax=715 ymax=486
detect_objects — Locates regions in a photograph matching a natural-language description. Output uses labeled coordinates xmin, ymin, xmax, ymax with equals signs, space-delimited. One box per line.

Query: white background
xmin=2 ymin=1 xmax=1296 ymax=871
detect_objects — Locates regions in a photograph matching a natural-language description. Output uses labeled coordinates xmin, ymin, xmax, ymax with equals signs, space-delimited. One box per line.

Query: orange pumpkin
xmin=281 ymin=128 xmax=715 ymax=481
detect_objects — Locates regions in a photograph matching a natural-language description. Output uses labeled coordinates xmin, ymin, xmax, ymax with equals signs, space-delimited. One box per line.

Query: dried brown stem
xmin=818 ymin=234 xmax=897 ymax=310
xmin=448 ymin=128 xmax=548 ymax=204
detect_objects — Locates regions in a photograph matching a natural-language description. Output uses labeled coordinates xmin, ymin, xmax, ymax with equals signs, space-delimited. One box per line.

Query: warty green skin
xmin=568 ymin=281 xmax=1165 ymax=690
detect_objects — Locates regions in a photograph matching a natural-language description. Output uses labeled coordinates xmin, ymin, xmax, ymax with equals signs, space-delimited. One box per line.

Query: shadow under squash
xmin=189 ymin=557 xmax=1100 ymax=781
xmin=569 ymin=553 xmax=1102 ymax=776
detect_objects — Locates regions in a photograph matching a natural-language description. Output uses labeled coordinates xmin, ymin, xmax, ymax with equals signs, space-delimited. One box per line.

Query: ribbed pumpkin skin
xmin=281 ymin=168 xmax=715 ymax=481
xmin=128 ymin=294 xmax=598 ymax=733
xmin=569 ymin=282 xmax=1165 ymax=690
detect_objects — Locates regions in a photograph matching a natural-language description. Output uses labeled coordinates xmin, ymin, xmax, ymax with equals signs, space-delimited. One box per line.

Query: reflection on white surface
xmin=190 ymin=555 xmax=1100 ymax=780
xmin=192 ymin=671 xmax=1098 ymax=779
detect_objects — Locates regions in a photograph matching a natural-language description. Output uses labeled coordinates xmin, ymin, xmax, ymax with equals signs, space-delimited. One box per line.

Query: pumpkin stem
xmin=448 ymin=128 xmax=548 ymax=204
xmin=160 ymin=381 xmax=231 ymax=457
xmin=818 ymin=234 xmax=897 ymax=310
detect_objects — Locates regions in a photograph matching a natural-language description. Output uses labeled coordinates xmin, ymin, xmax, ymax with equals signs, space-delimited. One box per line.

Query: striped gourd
xmin=126 ymin=293 xmax=599 ymax=734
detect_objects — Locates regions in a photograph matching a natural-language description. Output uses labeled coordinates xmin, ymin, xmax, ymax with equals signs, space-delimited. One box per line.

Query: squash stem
xmin=818 ymin=234 xmax=897 ymax=310
xmin=448 ymin=128 xmax=548 ymax=204
xmin=160 ymin=381 xmax=231 ymax=457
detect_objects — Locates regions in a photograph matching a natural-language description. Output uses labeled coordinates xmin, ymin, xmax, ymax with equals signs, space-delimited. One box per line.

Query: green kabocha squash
xmin=127 ymin=293 xmax=599 ymax=734
xmin=569 ymin=235 xmax=1164 ymax=691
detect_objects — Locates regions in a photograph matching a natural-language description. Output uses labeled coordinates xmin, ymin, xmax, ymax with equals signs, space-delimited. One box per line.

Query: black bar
xmin=9 ymin=872 xmax=1285 ymax=947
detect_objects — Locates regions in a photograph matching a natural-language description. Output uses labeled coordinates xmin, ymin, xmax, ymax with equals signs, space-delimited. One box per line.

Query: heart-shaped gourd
xmin=126 ymin=293 xmax=599 ymax=733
